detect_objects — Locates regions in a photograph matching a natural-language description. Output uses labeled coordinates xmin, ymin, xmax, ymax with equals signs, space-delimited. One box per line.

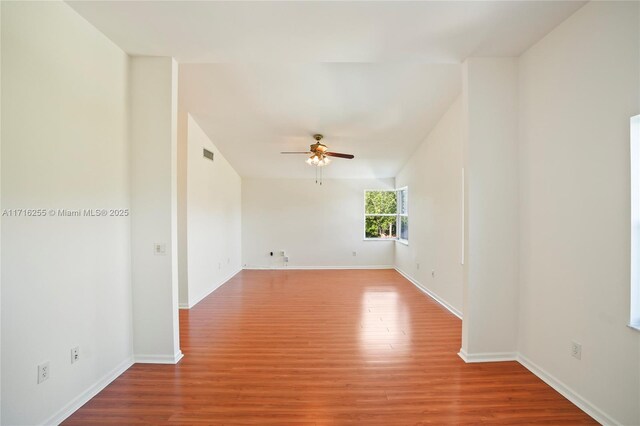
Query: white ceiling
xmin=180 ymin=63 xmax=461 ymax=178
xmin=68 ymin=1 xmax=585 ymax=178
xmin=68 ymin=1 xmax=585 ymax=64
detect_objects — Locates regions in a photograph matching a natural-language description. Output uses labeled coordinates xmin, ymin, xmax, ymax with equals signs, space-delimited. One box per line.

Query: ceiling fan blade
xmin=281 ymin=151 xmax=312 ymax=154
xmin=326 ymin=152 xmax=355 ymax=159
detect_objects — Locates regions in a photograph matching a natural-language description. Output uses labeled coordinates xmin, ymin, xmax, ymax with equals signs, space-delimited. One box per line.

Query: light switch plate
xmin=154 ymin=243 xmax=166 ymax=255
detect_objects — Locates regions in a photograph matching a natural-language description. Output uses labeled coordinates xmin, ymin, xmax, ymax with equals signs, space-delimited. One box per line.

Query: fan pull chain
xmin=320 ymin=166 xmax=323 ymax=185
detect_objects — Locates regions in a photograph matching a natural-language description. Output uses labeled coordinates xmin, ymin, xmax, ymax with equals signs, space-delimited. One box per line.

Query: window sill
xmin=362 ymin=238 xmax=409 ymax=246
xmin=628 ymin=322 xmax=640 ymax=332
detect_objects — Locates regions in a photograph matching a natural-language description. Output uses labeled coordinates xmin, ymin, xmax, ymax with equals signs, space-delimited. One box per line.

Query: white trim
xmin=458 ymin=349 xmax=517 ymax=363
xmin=455 ymin=349 xmax=620 ymax=424
xmin=394 ymin=267 xmax=462 ymax=319
xmin=630 ymin=115 xmax=640 ymax=327
xmin=243 ymin=265 xmax=394 ymax=270
xmin=517 ymin=353 xmax=621 ymax=426
xmin=182 ymin=268 xmax=242 ymax=309
xmin=134 ymin=350 xmax=183 ymax=365
xmin=42 ymin=356 xmax=134 ymax=426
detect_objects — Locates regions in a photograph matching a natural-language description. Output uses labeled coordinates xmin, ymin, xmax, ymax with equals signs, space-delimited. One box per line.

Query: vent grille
xmin=203 ymin=148 xmax=214 ymax=161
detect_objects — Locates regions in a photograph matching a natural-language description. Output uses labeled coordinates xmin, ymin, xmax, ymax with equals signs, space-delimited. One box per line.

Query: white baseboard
xmin=458 ymin=348 xmax=517 ymax=363
xmin=183 ymin=268 xmax=242 ymax=309
xmin=135 ymin=350 xmax=183 ymax=365
xmin=456 ymin=350 xmax=619 ymax=424
xmin=243 ymin=265 xmax=394 ymax=270
xmin=394 ymin=267 xmax=463 ymax=319
xmin=43 ymin=356 xmax=134 ymax=426
xmin=394 ymin=266 xmax=617 ymax=424
xmin=517 ymin=353 xmax=620 ymax=426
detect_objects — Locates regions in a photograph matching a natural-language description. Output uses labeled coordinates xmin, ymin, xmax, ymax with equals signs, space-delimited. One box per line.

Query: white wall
xmin=177 ymin=109 xmax=189 ymax=307
xmin=242 ymin=178 xmax=395 ymax=268
xmin=1 ymin=2 xmax=133 ymax=424
xmin=129 ymin=57 xmax=182 ymax=363
xmin=518 ymin=2 xmax=639 ymax=424
xmin=185 ymin=115 xmax=242 ymax=308
xmin=395 ymin=96 xmax=464 ymax=316
xmin=461 ymin=58 xmax=520 ymax=359
xmin=0 ymin=3 xmax=3 ymax=420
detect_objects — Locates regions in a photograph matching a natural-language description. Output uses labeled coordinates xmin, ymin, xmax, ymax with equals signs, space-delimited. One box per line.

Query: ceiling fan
xmin=281 ymin=134 xmax=354 ymax=167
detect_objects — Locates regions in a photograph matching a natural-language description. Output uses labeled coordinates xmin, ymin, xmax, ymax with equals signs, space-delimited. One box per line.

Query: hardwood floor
xmin=64 ymin=269 xmax=596 ymax=425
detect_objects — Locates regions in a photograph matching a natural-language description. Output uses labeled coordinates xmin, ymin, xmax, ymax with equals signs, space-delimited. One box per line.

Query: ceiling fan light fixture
xmin=286 ymin=135 xmax=352 ymax=175
xmin=305 ymin=154 xmax=330 ymax=167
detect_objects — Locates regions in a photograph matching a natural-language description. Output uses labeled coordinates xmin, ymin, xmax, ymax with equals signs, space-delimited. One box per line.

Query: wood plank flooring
xmin=64 ymin=269 xmax=596 ymax=424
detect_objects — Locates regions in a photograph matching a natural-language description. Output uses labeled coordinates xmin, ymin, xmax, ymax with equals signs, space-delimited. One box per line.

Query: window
xmin=398 ymin=187 xmax=408 ymax=242
xmin=631 ymin=115 xmax=640 ymax=330
xmin=364 ymin=190 xmax=397 ymax=239
xmin=364 ymin=188 xmax=408 ymax=243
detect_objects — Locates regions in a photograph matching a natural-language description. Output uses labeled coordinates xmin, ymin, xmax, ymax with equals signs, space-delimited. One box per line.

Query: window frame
xmin=363 ymin=188 xmax=409 ymax=244
xmin=397 ymin=186 xmax=408 ymax=245
xmin=630 ymin=115 xmax=640 ymax=331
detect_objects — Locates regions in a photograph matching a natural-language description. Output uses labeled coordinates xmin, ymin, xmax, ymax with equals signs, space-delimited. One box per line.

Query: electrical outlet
xmin=352 ymin=251 xmax=357 ymax=256
xmin=38 ymin=362 xmax=50 ymax=384
xmin=284 ymin=256 xmax=289 ymax=262
xmin=71 ymin=346 xmax=80 ymax=364
xmin=280 ymin=250 xmax=285 ymax=256
xmin=571 ymin=341 xmax=582 ymax=360
xmin=416 ymin=263 xmax=420 ymax=270
xmin=432 ymin=270 xmax=435 ymax=278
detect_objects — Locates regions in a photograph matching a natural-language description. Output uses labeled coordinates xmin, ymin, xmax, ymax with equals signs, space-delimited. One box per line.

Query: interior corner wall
xmin=177 ymin=109 xmax=189 ymax=307
xmin=242 ymin=178 xmax=395 ymax=269
xmin=129 ymin=56 xmax=182 ymax=363
xmin=1 ymin=2 xmax=133 ymax=424
xmin=517 ymin=1 xmax=640 ymax=424
xmin=185 ymin=115 xmax=242 ymax=308
xmin=461 ymin=57 xmax=519 ymax=359
xmin=394 ymin=96 xmax=464 ymax=316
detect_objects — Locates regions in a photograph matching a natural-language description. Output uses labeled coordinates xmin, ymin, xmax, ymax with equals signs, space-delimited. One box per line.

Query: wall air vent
xmin=203 ymin=148 xmax=214 ymax=161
